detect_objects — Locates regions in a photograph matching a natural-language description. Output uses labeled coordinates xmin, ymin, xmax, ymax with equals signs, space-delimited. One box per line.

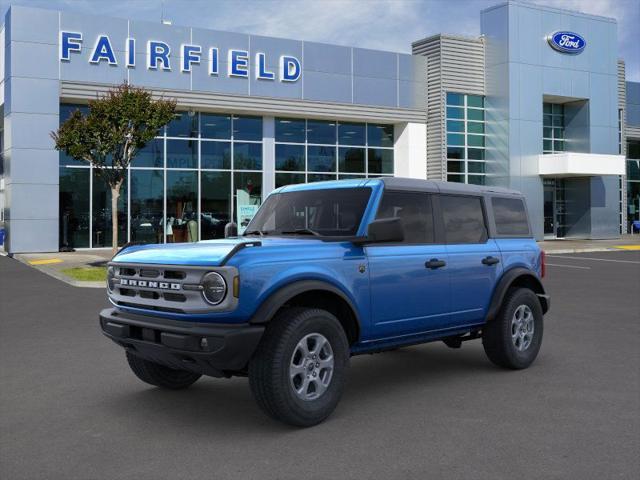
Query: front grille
xmin=109 ymin=262 xmax=238 ymax=314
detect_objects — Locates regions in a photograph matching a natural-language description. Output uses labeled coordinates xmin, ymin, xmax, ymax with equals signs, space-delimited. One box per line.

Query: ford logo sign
xmin=547 ymin=31 xmax=586 ymax=54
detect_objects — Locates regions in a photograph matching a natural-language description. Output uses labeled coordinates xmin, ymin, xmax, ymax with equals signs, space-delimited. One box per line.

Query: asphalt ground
xmin=0 ymin=250 xmax=638 ymax=480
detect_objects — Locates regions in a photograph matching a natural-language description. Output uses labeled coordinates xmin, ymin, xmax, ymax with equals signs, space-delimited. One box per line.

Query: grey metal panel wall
xmin=412 ymin=34 xmax=485 ymax=180
xmin=60 ymin=81 xmax=427 ymax=123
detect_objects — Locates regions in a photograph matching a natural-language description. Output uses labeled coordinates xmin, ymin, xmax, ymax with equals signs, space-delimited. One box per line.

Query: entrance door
xmin=543 ymin=178 xmax=567 ymax=238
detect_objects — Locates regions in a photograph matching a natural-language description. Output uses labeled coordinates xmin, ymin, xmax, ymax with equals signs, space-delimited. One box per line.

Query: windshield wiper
xmin=243 ymin=229 xmax=267 ymax=237
xmin=279 ymin=228 xmax=321 ymax=237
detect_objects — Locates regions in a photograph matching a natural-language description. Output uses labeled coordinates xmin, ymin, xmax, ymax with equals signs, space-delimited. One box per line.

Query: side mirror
xmin=355 ymin=217 xmax=404 ymax=244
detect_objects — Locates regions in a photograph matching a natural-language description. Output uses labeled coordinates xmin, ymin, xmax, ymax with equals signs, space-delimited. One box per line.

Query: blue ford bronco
xmin=100 ymin=178 xmax=549 ymax=426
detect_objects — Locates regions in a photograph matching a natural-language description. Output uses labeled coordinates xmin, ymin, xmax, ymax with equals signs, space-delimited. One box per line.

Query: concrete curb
xmin=11 ymin=254 xmax=105 ymax=289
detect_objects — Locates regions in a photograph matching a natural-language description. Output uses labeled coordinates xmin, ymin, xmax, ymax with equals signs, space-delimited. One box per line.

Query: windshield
xmin=244 ymin=187 xmax=372 ymax=237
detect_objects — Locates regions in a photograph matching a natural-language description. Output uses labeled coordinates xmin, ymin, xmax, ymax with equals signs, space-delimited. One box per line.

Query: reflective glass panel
xmin=130 ymin=169 xmax=164 ymax=244
xmin=307 ymin=120 xmax=336 ymax=144
xmin=275 ymin=118 xmax=306 ymax=143
xmin=201 ymin=141 xmax=231 ymax=169
xmin=201 ymin=171 xmax=231 ymax=240
xmin=201 ymin=113 xmax=231 ymax=139
xmin=234 ymin=142 xmax=262 ymax=170
xmin=167 ymin=111 xmax=198 ymax=138
xmin=307 ymin=145 xmax=336 ymax=172
xmin=446 ymin=92 xmax=464 ymax=106
xmin=166 ymin=139 xmax=197 ymax=169
xmin=467 ymin=95 xmax=484 ymax=108
xmin=135 ymin=138 xmax=164 ymax=168
xmin=367 ymin=124 xmax=394 ymax=147
xmin=467 ymin=109 xmax=484 ymax=121
xmin=275 ymin=144 xmax=305 ymax=171
xmin=233 ymin=115 xmax=262 ymax=141
xmin=447 ymin=120 xmax=464 ymax=133
xmin=276 ymin=173 xmax=306 ymax=188
xmin=338 ymin=122 xmax=366 ymax=146
xmin=166 ymin=170 xmax=198 ymax=243
xmin=338 ymin=147 xmax=365 ymax=173
xmin=447 ymin=133 xmax=465 ymax=146
xmin=368 ymin=148 xmax=393 ymax=174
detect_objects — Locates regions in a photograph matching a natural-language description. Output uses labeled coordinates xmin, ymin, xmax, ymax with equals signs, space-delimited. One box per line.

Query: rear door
xmin=366 ymin=190 xmax=451 ymax=339
xmin=440 ymin=194 xmax=503 ymax=327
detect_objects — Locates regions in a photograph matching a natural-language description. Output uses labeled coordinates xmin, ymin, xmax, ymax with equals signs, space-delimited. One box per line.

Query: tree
xmin=52 ymin=83 xmax=176 ymax=254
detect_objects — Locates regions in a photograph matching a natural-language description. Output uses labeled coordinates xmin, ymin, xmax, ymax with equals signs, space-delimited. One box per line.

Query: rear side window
xmin=375 ymin=191 xmax=434 ymax=244
xmin=440 ymin=195 xmax=487 ymax=244
xmin=492 ymin=197 xmax=530 ymax=236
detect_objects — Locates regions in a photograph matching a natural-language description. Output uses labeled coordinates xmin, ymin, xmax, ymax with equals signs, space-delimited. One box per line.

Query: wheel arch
xmin=486 ymin=268 xmax=549 ymax=322
xmin=249 ymin=280 xmax=361 ymax=345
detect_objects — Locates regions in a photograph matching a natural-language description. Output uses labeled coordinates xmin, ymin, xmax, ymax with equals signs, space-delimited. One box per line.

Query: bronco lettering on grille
xmin=119 ymin=278 xmax=181 ymax=290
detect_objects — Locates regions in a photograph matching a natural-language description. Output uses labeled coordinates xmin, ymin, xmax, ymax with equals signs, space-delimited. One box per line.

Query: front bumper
xmin=99 ymin=308 xmax=264 ymax=377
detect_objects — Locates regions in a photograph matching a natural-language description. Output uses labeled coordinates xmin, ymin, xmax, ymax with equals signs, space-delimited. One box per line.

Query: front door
xmin=366 ymin=191 xmax=451 ymax=340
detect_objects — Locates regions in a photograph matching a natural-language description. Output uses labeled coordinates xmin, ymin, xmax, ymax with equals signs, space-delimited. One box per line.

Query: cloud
xmin=0 ymin=0 xmax=637 ymax=80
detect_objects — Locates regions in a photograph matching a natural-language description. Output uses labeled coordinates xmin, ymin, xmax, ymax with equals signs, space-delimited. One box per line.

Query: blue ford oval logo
xmin=547 ymin=31 xmax=586 ymax=54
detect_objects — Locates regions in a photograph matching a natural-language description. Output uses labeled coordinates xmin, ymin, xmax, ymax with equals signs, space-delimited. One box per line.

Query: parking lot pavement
xmin=1 ymin=251 xmax=638 ymax=480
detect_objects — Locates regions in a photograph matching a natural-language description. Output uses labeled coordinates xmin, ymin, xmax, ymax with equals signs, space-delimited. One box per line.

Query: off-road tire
xmin=126 ymin=351 xmax=201 ymax=389
xmin=248 ymin=307 xmax=350 ymax=427
xmin=482 ymin=287 xmax=544 ymax=369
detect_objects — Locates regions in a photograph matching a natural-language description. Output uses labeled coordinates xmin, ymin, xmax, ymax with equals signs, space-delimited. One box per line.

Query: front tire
xmin=126 ymin=351 xmax=202 ymax=389
xmin=482 ymin=288 xmax=543 ymax=369
xmin=249 ymin=307 xmax=350 ymax=427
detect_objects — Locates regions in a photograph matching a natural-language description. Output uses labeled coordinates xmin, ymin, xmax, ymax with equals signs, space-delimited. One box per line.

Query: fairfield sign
xmin=59 ymin=31 xmax=302 ymax=82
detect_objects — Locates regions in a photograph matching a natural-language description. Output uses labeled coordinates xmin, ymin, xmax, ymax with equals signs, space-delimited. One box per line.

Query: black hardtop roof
xmin=378 ymin=177 xmax=522 ymax=197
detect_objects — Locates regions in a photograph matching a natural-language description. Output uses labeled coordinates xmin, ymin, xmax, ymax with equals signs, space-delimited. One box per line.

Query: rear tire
xmin=126 ymin=351 xmax=201 ymax=389
xmin=482 ymin=288 xmax=543 ymax=369
xmin=248 ymin=307 xmax=350 ymax=427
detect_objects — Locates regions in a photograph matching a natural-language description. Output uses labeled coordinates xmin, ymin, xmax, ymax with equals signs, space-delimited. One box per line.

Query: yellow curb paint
xmin=614 ymin=245 xmax=640 ymax=251
xmin=29 ymin=259 xmax=63 ymax=265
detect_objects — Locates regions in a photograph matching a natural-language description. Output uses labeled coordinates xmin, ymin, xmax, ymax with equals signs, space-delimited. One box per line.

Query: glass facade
xmin=58 ymin=104 xmax=263 ymax=248
xmin=58 ymin=106 xmax=396 ymax=248
xmin=543 ymin=103 xmax=565 ymax=154
xmin=274 ymin=118 xmax=394 ymax=188
xmin=445 ymin=92 xmax=486 ymax=185
xmin=627 ymin=140 xmax=640 ymax=231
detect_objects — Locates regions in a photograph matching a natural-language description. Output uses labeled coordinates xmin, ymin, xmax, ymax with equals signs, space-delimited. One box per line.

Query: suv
xmin=101 ymin=178 xmax=549 ymax=427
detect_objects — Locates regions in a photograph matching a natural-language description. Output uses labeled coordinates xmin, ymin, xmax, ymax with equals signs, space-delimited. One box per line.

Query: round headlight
xmin=202 ymin=272 xmax=227 ymax=305
xmin=107 ymin=266 xmax=115 ymax=292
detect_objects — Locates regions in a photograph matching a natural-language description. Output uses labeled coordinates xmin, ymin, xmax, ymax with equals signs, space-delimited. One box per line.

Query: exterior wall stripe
xmin=60 ymin=81 xmax=427 ymax=124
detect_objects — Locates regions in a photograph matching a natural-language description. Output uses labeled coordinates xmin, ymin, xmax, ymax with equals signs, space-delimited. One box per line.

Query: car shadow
xmin=103 ymin=342 xmax=499 ymax=433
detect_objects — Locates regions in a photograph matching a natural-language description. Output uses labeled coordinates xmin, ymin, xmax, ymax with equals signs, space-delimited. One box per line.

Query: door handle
xmin=425 ymin=258 xmax=446 ymax=269
xmin=482 ymin=256 xmax=500 ymax=266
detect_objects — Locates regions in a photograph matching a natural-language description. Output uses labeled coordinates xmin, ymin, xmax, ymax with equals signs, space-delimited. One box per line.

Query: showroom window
xmin=445 ymin=93 xmax=486 ymax=185
xmin=58 ymin=104 xmax=263 ymax=248
xmin=274 ymin=118 xmax=394 ymax=188
xmin=543 ymin=103 xmax=565 ymax=154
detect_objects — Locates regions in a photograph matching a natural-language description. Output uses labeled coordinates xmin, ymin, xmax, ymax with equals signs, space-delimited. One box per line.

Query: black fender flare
xmin=249 ymin=279 xmax=362 ymax=330
xmin=485 ymin=267 xmax=549 ymax=322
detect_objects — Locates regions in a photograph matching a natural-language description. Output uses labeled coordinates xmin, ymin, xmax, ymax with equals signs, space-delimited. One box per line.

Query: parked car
xmin=100 ymin=178 xmax=549 ymax=427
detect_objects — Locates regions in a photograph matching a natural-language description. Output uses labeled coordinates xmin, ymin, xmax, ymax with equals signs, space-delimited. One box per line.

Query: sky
xmin=1 ymin=0 xmax=638 ymax=80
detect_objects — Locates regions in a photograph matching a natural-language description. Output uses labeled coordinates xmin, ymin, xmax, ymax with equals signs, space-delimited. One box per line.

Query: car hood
xmin=111 ymin=237 xmax=334 ymax=266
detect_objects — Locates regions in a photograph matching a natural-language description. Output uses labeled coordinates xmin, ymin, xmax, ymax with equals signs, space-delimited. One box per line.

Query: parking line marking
xmin=546 ymin=255 xmax=640 ymax=264
xmin=29 ymin=259 xmax=63 ymax=265
xmin=614 ymin=245 xmax=640 ymax=251
xmin=546 ymin=263 xmax=591 ymax=269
